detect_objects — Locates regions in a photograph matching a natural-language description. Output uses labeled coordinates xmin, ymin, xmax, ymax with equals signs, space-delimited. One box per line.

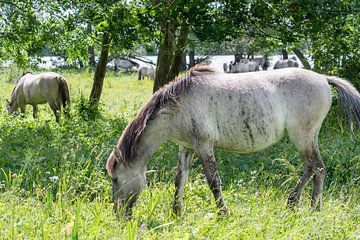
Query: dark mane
xmin=15 ymin=71 xmax=33 ymax=84
xmin=118 ymin=65 xmax=215 ymax=163
xmin=22 ymin=71 xmax=33 ymax=76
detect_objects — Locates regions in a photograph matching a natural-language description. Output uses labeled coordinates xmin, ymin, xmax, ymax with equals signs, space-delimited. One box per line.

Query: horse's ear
xmin=106 ymin=147 xmax=121 ymax=175
xmin=113 ymin=146 xmax=122 ymax=163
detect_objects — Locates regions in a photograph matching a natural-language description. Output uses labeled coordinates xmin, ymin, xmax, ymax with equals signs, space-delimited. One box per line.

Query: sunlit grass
xmin=0 ymin=67 xmax=359 ymax=239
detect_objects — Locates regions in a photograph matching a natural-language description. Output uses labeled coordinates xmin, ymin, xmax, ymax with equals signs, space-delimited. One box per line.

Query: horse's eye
xmin=112 ymin=177 xmax=118 ymax=183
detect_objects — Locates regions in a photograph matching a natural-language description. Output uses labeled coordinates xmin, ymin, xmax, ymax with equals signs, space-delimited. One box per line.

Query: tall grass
xmin=0 ymin=67 xmax=359 ymax=239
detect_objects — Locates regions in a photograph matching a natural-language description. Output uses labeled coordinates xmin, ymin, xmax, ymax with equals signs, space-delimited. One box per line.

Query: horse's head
xmin=106 ymin=146 xmax=146 ymax=216
xmin=7 ymin=89 xmax=19 ymax=115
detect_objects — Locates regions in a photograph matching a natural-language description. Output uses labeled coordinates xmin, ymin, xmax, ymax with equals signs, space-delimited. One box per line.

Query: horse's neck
xmin=12 ymin=83 xmax=25 ymax=103
xmin=135 ymin=113 xmax=173 ymax=167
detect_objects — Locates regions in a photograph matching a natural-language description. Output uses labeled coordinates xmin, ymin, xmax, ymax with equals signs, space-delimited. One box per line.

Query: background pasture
xmin=0 ymin=68 xmax=359 ymax=239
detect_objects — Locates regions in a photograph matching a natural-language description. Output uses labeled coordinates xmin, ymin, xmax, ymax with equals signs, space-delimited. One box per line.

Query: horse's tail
xmin=326 ymin=76 xmax=360 ymax=128
xmin=57 ymin=76 xmax=71 ymax=118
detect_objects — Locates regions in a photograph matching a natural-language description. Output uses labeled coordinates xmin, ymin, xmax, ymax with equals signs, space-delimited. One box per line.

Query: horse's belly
xmin=214 ymin=113 xmax=286 ymax=153
xmin=215 ymin=127 xmax=284 ymax=152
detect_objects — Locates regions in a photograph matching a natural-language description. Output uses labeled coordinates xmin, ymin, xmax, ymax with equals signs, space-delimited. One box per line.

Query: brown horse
xmin=106 ymin=66 xmax=360 ymax=216
xmin=7 ymin=72 xmax=70 ymax=123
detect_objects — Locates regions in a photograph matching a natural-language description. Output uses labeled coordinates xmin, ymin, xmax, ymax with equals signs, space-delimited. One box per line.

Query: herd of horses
xmin=6 ymin=56 xmax=360 ymax=218
xmin=224 ymin=55 xmax=299 ymax=73
xmin=114 ymin=58 xmax=155 ymax=80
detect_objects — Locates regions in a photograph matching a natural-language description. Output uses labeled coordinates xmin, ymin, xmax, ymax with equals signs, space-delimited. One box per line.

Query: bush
xmin=74 ymin=95 xmax=103 ymax=121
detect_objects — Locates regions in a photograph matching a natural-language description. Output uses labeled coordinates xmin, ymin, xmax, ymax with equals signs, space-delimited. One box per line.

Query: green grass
xmin=0 ymin=67 xmax=359 ymax=239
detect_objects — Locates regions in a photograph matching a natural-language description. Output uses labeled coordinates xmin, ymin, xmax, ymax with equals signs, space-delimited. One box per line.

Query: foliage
xmin=74 ymin=94 xmax=103 ymax=121
xmin=0 ymin=0 xmax=48 ymax=66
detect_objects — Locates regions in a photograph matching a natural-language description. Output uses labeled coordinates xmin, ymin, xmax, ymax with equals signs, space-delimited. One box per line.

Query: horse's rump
xmin=56 ymin=76 xmax=70 ymax=109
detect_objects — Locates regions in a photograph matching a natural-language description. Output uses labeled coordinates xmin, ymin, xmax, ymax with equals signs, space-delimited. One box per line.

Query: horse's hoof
xmin=311 ymin=201 xmax=321 ymax=211
xmin=217 ymin=207 xmax=228 ymax=216
xmin=287 ymin=193 xmax=299 ymax=205
xmin=172 ymin=203 xmax=183 ymax=216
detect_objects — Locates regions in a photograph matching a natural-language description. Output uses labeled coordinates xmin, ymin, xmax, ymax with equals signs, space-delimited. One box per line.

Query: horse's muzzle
xmin=113 ymin=194 xmax=139 ymax=217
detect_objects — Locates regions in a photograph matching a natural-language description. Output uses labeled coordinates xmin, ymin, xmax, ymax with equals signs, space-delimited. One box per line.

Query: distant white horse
xmin=106 ymin=66 xmax=360 ymax=216
xmin=114 ymin=58 xmax=140 ymax=72
xmin=273 ymin=57 xmax=299 ymax=69
xmin=230 ymin=59 xmax=259 ymax=73
xmin=138 ymin=65 xmax=155 ymax=80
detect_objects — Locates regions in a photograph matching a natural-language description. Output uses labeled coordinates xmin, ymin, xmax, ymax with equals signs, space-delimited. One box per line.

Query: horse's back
xmin=22 ymin=72 xmax=65 ymax=104
xmin=173 ymin=68 xmax=332 ymax=152
xmin=274 ymin=59 xmax=298 ymax=69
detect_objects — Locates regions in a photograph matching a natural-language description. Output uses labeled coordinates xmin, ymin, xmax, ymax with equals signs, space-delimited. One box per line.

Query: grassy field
xmin=0 ymin=68 xmax=359 ymax=239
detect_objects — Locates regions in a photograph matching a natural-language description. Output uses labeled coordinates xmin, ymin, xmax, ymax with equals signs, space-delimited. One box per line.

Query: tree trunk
xmin=292 ymin=48 xmax=311 ymax=69
xmin=87 ymin=25 xmax=96 ymax=66
xmin=281 ymin=49 xmax=288 ymax=59
xmin=189 ymin=49 xmax=195 ymax=67
xmin=89 ymin=32 xmax=111 ymax=103
xmin=180 ymin=54 xmax=187 ymax=71
xmin=234 ymin=53 xmax=242 ymax=63
xmin=88 ymin=46 xmax=96 ymax=66
xmin=78 ymin=58 xmax=84 ymax=68
xmin=153 ymin=22 xmax=176 ymax=93
xmin=168 ymin=23 xmax=190 ymax=82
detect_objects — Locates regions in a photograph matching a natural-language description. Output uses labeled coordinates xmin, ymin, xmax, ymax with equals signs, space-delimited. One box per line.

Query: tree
xmin=0 ymin=0 xmax=63 ymax=66
xmin=147 ymin=1 xmax=227 ymax=92
xmin=82 ymin=2 xmax=143 ymax=103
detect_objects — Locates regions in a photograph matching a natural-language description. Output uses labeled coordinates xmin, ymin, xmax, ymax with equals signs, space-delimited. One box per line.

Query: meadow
xmin=0 ymin=67 xmax=359 ymax=239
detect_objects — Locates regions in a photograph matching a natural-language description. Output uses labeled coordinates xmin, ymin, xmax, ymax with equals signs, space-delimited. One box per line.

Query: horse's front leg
xmin=32 ymin=105 xmax=38 ymax=118
xmin=196 ymin=143 xmax=227 ymax=215
xmin=19 ymin=105 xmax=26 ymax=118
xmin=173 ymin=146 xmax=193 ymax=215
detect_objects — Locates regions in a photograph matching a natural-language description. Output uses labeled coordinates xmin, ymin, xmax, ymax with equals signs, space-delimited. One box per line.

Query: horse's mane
xmin=14 ymin=71 xmax=33 ymax=84
xmin=22 ymin=71 xmax=33 ymax=76
xmin=118 ymin=65 xmax=215 ymax=164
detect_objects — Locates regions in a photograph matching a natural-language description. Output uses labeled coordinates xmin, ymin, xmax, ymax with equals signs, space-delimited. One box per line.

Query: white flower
xmin=49 ymin=176 xmax=59 ymax=183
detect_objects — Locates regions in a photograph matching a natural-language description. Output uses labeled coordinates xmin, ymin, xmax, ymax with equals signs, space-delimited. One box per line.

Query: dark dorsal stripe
xmin=118 ymin=65 xmax=215 ymax=163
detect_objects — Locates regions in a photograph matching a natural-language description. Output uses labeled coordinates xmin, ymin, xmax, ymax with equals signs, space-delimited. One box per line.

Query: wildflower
xmin=49 ymin=176 xmax=59 ymax=183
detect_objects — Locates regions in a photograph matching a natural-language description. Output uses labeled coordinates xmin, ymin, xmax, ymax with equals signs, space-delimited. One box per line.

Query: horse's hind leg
xmin=311 ymin=156 xmax=325 ymax=210
xmin=195 ymin=142 xmax=227 ymax=215
xmin=287 ymin=128 xmax=325 ymax=210
xmin=32 ymin=105 xmax=38 ymax=118
xmin=173 ymin=146 xmax=194 ymax=215
xmin=49 ymin=101 xmax=61 ymax=123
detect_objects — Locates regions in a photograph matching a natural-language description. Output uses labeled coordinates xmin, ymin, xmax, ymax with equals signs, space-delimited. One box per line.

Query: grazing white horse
xmin=138 ymin=65 xmax=155 ymax=80
xmin=7 ymin=72 xmax=70 ymax=123
xmin=274 ymin=57 xmax=299 ymax=69
xmin=106 ymin=66 xmax=360 ymax=216
xmin=114 ymin=58 xmax=140 ymax=72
